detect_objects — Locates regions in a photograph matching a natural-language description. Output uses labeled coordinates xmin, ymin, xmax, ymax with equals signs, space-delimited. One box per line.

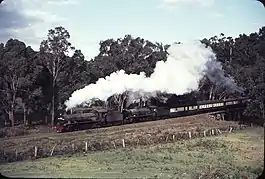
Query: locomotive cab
xmin=55 ymin=118 xmax=70 ymax=133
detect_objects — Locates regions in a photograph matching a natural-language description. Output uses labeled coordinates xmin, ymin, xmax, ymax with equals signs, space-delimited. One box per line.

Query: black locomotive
xmin=54 ymin=97 xmax=249 ymax=133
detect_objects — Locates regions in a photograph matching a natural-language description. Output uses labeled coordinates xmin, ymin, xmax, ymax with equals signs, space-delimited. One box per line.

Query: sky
xmin=0 ymin=0 xmax=264 ymax=60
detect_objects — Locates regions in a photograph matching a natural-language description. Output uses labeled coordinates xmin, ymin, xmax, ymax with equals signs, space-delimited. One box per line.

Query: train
xmin=54 ymin=97 xmax=250 ymax=133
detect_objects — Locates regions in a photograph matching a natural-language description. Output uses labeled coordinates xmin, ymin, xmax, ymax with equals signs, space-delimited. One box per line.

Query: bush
xmin=0 ymin=125 xmax=28 ymax=138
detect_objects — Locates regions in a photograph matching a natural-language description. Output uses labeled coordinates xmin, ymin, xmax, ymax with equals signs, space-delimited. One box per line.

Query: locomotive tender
xmin=55 ymin=97 xmax=249 ymax=133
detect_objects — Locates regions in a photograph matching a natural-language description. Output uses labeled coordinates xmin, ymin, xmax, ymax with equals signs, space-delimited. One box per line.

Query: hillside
xmin=0 ymin=113 xmax=250 ymax=163
xmin=1 ymin=127 xmax=263 ymax=178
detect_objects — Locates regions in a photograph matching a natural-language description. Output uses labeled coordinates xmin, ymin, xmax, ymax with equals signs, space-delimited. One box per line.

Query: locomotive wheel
xmin=130 ymin=118 xmax=134 ymax=123
xmin=66 ymin=125 xmax=73 ymax=132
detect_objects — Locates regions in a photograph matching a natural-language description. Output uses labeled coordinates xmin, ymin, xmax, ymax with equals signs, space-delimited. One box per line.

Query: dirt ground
xmin=0 ymin=124 xmax=53 ymax=138
xmin=0 ymin=113 xmax=249 ymax=163
xmin=1 ymin=127 xmax=263 ymax=178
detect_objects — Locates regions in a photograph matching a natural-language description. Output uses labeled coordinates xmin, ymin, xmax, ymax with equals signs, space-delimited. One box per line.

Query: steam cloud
xmin=65 ymin=40 xmax=242 ymax=110
xmin=205 ymin=60 xmax=244 ymax=93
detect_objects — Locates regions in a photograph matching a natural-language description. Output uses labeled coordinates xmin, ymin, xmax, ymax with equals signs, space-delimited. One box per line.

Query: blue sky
xmin=0 ymin=0 xmax=264 ymax=60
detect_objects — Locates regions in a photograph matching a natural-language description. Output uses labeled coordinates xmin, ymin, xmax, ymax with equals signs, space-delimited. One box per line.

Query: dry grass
xmin=0 ymin=127 xmax=263 ymax=179
xmin=0 ymin=114 xmax=246 ymax=163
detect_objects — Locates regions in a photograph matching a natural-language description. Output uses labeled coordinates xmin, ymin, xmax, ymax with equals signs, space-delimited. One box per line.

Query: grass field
xmin=0 ymin=114 xmax=245 ymax=163
xmin=1 ymin=127 xmax=263 ymax=179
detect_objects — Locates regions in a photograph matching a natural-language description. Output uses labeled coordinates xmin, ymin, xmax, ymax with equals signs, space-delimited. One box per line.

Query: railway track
xmin=1 ymin=113 xmax=242 ymax=148
xmin=0 ymin=113 xmax=223 ymax=141
xmin=0 ymin=111 xmax=253 ymax=164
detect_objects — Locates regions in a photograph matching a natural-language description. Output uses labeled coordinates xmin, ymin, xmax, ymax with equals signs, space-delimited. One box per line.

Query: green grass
xmin=1 ymin=128 xmax=264 ymax=179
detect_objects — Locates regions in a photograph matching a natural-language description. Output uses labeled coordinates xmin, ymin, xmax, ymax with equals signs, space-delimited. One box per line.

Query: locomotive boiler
xmin=55 ymin=108 xmax=123 ymax=132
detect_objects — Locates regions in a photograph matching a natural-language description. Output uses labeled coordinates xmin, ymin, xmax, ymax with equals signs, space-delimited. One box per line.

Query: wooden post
xmin=122 ymin=139 xmax=125 ymax=148
xmin=50 ymin=144 xmax=56 ymax=156
xmin=85 ymin=142 xmax=88 ymax=152
xmin=215 ymin=129 xmax=218 ymax=135
xmin=188 ymin=132 xmax=191 ymax=139
xmin=34 ymin=146 xmax=37 ymax=157
xmin=112 ymin=141 xmax=116 ymax=149
xmin=229 ymin=127 xmax=233 ymax=133
xmin=72 ymin=144 xmax=75 ymax=152
xmin=165 ymin=136 xmax=168 ymax=142
xmin=15 ymin=150 xmax=18 ymax=160
xmin=203 ymin=131 xmax=206 ymax=137
xmin=45 ymin=116 xmax=48 ymax=124
xmin=212 ymin=129 xmax=214 ymax=136
xmin=172 ymin=135 xmax=175 ymax=141
xmin=218 ymin=129 xmax=222 ymax=134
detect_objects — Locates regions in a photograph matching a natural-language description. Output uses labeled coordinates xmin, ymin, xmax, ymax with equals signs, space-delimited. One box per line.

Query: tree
xmin=16 ymin=46 xmax=43 ymax=125
xmin=202 ymin=26 xmax=265 ymax=120
xmin=39 ymin=26 xmax=74 ymax=126
xmin=56 ymin=49 xmax=92 ymax=110
xmin=106 ymin=92 xmax=129 ymax=111
xmin=0 ymin=39 xmax=40 ymax=126
xmin=90 ymin=34 xmax=168 ymax=79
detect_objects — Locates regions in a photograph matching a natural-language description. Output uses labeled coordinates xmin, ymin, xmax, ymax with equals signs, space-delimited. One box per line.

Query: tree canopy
xmin=0 ymin=25 xmax=264 ymax=126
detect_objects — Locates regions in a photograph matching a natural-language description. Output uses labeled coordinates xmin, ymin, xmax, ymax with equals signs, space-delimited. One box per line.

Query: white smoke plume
xmin=65 ymin=40 xmax=220 ymax=109
xmin=204 ymin=60 xmax=244 ymax=93
xmin=125 ymin=90 xmax=158 ymax=108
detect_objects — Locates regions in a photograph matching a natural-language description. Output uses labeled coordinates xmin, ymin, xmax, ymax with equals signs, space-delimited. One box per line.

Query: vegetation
xmin=1 ymin=127 xmax=263 ymax=178
xmin=0 ymin=114 xmax=245 ymax=163
xmin=0 ymin=23 xmax=265 ymax=127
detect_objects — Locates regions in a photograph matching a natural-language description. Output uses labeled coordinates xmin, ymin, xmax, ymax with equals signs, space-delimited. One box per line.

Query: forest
xmin=0 ymin=25 xmax=264 ymax=127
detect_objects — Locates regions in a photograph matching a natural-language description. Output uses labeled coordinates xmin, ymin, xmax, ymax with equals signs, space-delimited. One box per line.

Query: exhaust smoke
xmin=65 ymin=40 xmax=241 ymax=110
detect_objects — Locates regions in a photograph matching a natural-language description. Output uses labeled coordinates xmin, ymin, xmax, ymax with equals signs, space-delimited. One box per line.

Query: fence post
xmin=50 ymin=144 xmax=56 ymax=156
xmin=122 ymin=139 xmax=125 ymax=148
xmin=112 ymin=141 xmax=116 ymax=149
xmin=72 ymin=144 xmax=75 ymax=153
xmin=34 ymin=146 xmax=37 ymax=158
xmin=85 ymin=142 xmax=88 ymax=152
xmin=188 ymin=132 xmax=192 ymax=139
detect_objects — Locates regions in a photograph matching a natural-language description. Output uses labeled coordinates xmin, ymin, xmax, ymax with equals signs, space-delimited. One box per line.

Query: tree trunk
xmin=120 ymin=96 xmax=126 ymax=112
xmin=209 ymin=86 xmax=214 ymax=100
xmin=262 ymin=100 xmax=265 ymax=119
xmin=51 ymin=92 xmax=55 ymax=127
xmin=9 ymin=108 xmax=14 ymax=127
xmin=23 ymin=105 xmax=27 ymax=126
xmin=45 ymin=116 xmax=48 ymax=124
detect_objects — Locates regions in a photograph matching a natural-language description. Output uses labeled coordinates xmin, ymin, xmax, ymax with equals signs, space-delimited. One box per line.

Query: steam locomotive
xmin=54 ymin=97 xmax=249 ymax=133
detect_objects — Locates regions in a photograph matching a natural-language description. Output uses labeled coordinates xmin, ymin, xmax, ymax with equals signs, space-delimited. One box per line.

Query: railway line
xmin=0 ymin=97 xmax=249 ymax=142
xmin=0 ymin=113 xmax=244 ymax=150
xmin=0 ymin=98 xmax=252 ymax=164
xmin=0 ymin=112 xmax=234 ymax=142
xmin=54 ymin=97 xmax=249 ymax=133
